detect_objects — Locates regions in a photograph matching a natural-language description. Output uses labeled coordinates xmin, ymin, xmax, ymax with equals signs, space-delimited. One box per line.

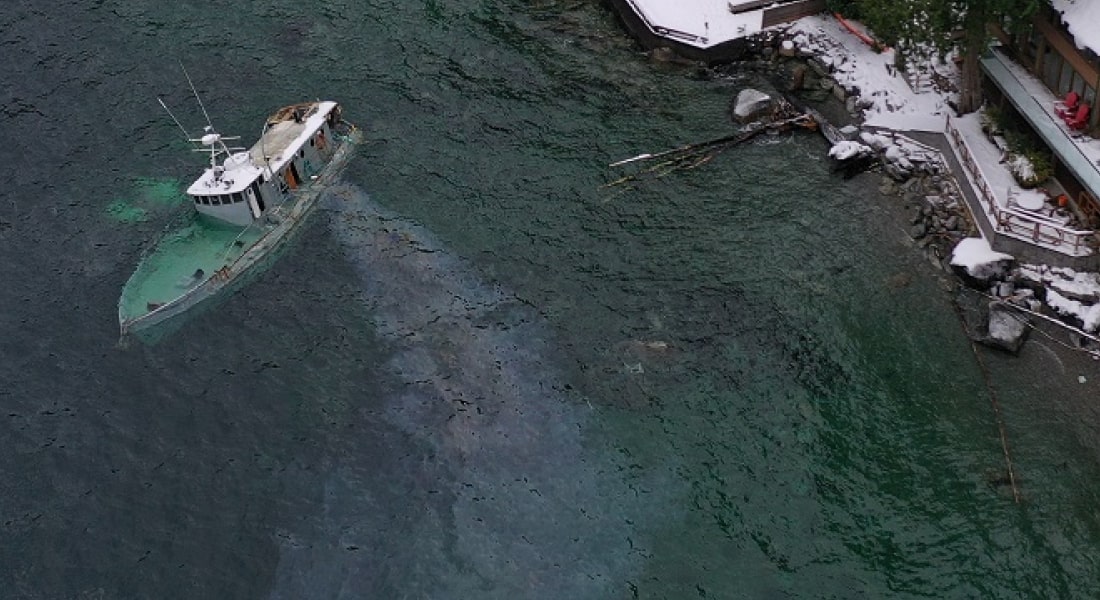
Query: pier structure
xmin=607 ymin=0 xmax=826 ymax=63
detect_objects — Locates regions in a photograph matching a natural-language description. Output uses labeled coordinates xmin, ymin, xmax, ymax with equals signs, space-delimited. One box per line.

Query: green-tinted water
xmin=2 ymin=0 xmax=1100 ymax=597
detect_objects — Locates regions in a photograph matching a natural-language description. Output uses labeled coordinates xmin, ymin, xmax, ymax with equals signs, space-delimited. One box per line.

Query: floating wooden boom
xmin=608 ymin=112 xmax=818 ymax=169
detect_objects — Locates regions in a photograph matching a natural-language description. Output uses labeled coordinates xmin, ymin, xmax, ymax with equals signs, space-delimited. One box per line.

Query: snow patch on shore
xmin=1019 ymin=264 xmax=1100 ymax=301
xmin=828 ymin=140 xmax=871 ymax=160
xmin=1047 ymin=289 xmax=1100 ymax=332
xmin=787 ymin=15 xmax=953 ymax=131
xmin=950 ymin=237 xmax=1013 ymax=279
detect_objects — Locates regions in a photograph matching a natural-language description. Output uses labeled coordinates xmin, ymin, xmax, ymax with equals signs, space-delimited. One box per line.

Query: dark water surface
xmin=4 ymin=0 xmax=1100 ymax=598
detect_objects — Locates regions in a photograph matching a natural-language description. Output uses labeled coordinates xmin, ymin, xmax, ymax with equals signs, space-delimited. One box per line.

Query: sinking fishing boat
xmin=118 ymin=96 xmax=361 ymax=337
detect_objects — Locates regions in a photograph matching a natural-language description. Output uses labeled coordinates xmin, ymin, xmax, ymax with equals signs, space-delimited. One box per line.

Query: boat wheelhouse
xmin=187 ymin=101 xmax=345 ymax=226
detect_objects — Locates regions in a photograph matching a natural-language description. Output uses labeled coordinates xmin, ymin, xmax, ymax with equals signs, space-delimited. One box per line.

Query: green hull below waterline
xmin=118 ymin=216 xmax=265 ymax=324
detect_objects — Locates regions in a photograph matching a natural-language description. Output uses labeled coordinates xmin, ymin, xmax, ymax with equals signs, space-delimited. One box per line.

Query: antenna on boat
xmin=189 ymin=129 xmax=245 ymax=174
xmin=179 ymin=61 xmax=214 ymax=129
xmin=157 ymin=97 xmax=192 ymax=141
xmin=170 ymin=63 xmax=245 ymax=173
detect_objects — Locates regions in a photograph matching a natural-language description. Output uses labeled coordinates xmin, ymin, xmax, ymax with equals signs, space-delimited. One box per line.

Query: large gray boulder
xmin=731 ymin=88 xmax=774 ymax=123
xmin=981 ymin=301 xmax=1030 ymax=354
xmin=957 ymin=292 xmax=1031 ymax=354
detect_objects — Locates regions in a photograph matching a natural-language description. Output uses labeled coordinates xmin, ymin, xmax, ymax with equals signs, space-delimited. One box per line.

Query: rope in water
xmin=949 ymin=287 xmax=1021 ymax=503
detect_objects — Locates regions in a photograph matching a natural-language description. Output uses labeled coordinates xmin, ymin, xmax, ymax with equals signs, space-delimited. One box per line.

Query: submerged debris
xmin=606 ymin=93 xmax=817 ymax=189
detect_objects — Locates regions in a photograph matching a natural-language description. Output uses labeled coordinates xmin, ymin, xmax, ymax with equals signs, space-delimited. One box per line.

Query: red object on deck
xmin=1055 ymin=91 xmax=1080 ymax=118
xmin=1064 ymin=103 xmax=1090 ymax=130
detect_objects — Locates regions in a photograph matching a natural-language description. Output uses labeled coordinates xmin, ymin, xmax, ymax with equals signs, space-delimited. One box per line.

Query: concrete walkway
xmin=901 ymin=129 xmax=1099 ymax=269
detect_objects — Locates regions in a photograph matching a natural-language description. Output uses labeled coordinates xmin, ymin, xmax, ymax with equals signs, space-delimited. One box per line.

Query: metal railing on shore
xmin=944 ymin=114 xmax=1094 ymax=256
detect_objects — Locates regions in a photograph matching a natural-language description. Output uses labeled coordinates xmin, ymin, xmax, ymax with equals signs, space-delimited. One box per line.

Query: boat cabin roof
xmin=185 ymin=100 xmax=338 ymax=196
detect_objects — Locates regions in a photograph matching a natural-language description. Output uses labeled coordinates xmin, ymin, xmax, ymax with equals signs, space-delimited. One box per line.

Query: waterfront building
xmin=981 ymin=1 xmax=1100 ymax=238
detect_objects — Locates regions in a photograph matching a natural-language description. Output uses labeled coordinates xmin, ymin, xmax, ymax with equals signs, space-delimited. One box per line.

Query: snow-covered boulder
xmin=732 ymin=88 xmax=774 ymax=123
xmin=1046 ymin=289 xmax=1100 ymax=332
xmin=883 ymin=144 xmax=914 ymax=170
xmin=880 ymin=142 xmax=916 ymax=180
xmin=1047 ymin=270 xmax=1100 ymax=303
xmin=950 ymin=237 xmax=1014 ymax=285
xmin=955 ymin=290 xmax=1029 ymax=353
xmin=828 ymin=140 xmax=872 ymax=161
xmin=860 ymin=131 xmax=890 ymax=151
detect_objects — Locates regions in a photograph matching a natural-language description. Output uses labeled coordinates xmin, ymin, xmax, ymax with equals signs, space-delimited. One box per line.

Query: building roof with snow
xmin=1050 ymin=0 xmax=1100 ymax=57
xmin=605 ymin=0 xmax=826 ymax=62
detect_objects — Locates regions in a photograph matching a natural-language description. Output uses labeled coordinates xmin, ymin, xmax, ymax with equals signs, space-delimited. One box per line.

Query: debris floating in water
xmin=604 ymin=98 xmax=819 ymax=190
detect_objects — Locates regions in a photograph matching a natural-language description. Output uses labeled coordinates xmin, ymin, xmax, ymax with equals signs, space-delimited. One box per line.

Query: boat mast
xmin=173 ymin=63 xmax=243 ymax=172
xmin=157 ymin=97 xmax=191 ymax=141
xmin=180 ymin=61 xmax=214 ymax=131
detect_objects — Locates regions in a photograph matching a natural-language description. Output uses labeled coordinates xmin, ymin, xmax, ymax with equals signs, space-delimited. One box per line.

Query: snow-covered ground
xmin=627 ymin=0 xmax=1100 ymax=83
xmin=788 ymin=15 xmax=954 ymax=131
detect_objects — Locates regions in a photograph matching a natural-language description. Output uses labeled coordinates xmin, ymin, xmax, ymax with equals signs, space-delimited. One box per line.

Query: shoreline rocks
xmin=709 ymin=28 xmax=1100 ymax=357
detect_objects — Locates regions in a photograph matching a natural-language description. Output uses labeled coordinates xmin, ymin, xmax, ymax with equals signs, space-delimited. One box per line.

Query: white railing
xmin=945 ymin=114 xmax=1095 ymax=256
xmin=622 ymin=0 xmax=708 ymax=46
